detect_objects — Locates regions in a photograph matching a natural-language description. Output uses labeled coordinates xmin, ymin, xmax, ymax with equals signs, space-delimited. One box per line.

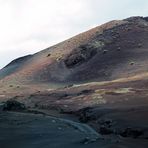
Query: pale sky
xmin=0 ymin=0 xmax=148 ymax=69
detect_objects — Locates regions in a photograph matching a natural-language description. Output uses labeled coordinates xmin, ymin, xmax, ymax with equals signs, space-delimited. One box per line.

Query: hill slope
xmin=0 ymin=16 xmax=148 ymax=87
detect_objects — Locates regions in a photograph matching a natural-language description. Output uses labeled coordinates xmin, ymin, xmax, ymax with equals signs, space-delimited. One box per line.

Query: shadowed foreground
xmin=0 ymin=112 xmax=102 ymax=148
xmin=1 ymin=111 xmax=148 ymax=148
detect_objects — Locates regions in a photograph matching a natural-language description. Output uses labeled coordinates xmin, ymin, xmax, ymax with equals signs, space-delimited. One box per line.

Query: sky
xmin=0 ymin=0 xmax=148 ymax=69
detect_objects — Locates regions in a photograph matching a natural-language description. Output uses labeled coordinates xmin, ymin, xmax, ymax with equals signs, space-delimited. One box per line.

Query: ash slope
xmin=1 ymin=16 xmax=148 ymax=86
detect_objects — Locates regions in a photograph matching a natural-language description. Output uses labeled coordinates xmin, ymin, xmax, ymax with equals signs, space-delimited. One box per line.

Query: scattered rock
xmin=117 ymin=47 xmax=121 ymax=51
xmin=58 ymin=127 xmax=62 ymax=130
xmin=51 ymin=119 xmax=56 ymax=123
xmin=138 ymin=43 xmax=142 ymax=48
xmin=47 ymin=53 xmax=51 ymax=57
xmin=81 ymin=136 xmax=98 ymax=145
xmin=99 ymin=126 xmax=113 ymax=135
xmin=130 ymin=61 xmax=135 ymax=65
xmin=64 ymin=84 xmax=74 ymax=88
xmin=103 ymin=50 xmax=108 ymax=54
xmin=98 ymin=119 xmax=113 ymax=127
xmin=120 ymin=128 xmax=144 ymax=138
xmin=82 ymin=137 xmax=90 ymax=145
xmin=64 ymin=105 xmax=68 ymax=108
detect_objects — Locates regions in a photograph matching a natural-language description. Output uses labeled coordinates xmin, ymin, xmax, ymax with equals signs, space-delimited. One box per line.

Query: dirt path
xmin=0 ymin=111 xmax=104 ymax=148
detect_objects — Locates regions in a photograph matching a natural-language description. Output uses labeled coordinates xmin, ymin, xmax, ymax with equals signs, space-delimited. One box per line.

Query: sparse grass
xmin=91 ymin=93 xmax=106 ymax=104
xmin=95 ymin=88 xmax=133 ymax=96
xmin=113 ymin=88 xmax=133 ymax=94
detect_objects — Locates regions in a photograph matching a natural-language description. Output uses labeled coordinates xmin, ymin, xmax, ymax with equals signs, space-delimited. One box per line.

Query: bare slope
xmin=0 ymin=16 xmax=148 ymax=86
